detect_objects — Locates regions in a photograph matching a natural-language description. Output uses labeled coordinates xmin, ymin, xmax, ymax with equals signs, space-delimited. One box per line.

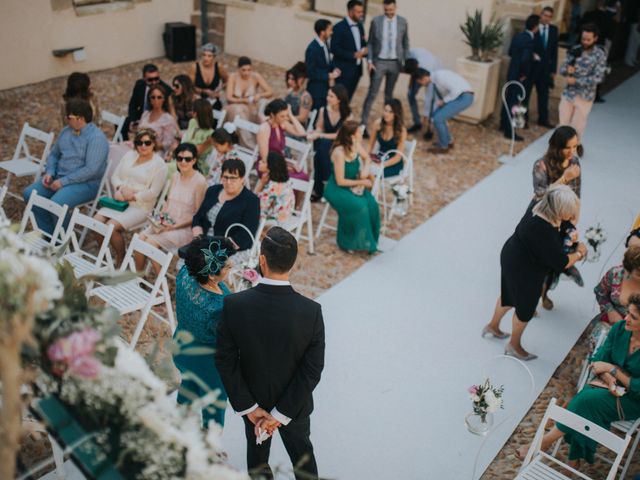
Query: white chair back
xmin=19 ymin=190 xmax=69 ymax=254
xmin=519 ymin=398 xmax=631 ymax=480
xmin=280 ymin=178 xmax=315 ymax=253
xmin=233 ymin=115 xmax=260 ymax=136
xmin=101 ymin=110 xmax=126 ymax=142
xmin=306 ymin=109 xmax=318 ymax=134
xmin=213 ymin=109 xmax=226 ymax=129
xmin=258 ymin=98 xmax=268 ymax=119
xmin=0 ymin=184 xmax=7 ymax=221
xmin=285 ymin=136 xmax=313 ymax=174
xmin=61 ymin=208 xmax=115 ymax=277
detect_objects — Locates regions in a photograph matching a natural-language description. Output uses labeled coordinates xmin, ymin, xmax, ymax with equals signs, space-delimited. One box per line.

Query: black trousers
xmin=533 ymin=73 xmax=551 ymax=124
xmin=500 ymin=79 xmax=533 ymax=136
xmin=335 ymin=71 xmax=361 ymax=100
xmin=243 ymin=416 xmax=318 ymax=480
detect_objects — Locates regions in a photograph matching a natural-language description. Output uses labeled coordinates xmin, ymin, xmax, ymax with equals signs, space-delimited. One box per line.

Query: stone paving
xmin=3 ymin=56 xmax=637 ymax=478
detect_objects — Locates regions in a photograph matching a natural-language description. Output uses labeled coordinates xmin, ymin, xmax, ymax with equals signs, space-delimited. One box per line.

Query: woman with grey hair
xmin=482 ymin=185 xmax=588 ymax=360
xmin=189 ymin=43 xmax=228 ymax=110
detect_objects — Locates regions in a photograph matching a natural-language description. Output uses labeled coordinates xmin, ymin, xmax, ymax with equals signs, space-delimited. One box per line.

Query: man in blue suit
xmin=501 ymin=14 xmax=540 ymax=141
xmin=305 ymin=19 xmax=341 ymax=111
xmin=330 ymin=0 xmax=368 ymax=100
xmin=533 ymin=6 xmax=558 ymax=128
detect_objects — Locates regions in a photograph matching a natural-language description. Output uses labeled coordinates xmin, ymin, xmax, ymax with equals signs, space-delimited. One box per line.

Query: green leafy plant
xmin=460 ymin=9 xmax=505 ymax=62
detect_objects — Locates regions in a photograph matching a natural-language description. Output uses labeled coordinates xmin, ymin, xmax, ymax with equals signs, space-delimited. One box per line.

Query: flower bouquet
xmin=241 ymin=268 xmax=260 ymax=290
xmin=465 ymin=379 xmax=504 ymax=435
xmin=147 ymin=212 xmax=175 ymax=233
xmin=391 ymin=184 xmax=410 ymax=217
xmin=511 ymin=104 xmax=527 ymax=129
xmin=584 ymin=224 xmax=607 ymax=263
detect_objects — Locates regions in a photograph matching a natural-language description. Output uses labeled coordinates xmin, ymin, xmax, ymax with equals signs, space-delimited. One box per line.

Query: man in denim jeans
xmin=413 ymin=69 xmax=474 ymax=154
xmin=23 ymin=98 xmax=108 ymax=235
xmin=404 ymin=47 xmax=442 ymax=140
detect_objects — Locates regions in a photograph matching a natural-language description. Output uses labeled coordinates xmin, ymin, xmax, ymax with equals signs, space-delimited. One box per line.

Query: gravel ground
xmin=4 ymin=56 xmax=637 ymax=478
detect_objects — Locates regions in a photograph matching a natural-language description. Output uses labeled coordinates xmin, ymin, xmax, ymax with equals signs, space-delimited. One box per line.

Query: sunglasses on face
xmin=176 ymin=155 xmax=194 ymax=162
xmin=134 ymin=140 xmax=154 ymax=147
xmin=146 ymin=76 xmax=160 ymax=83
xmin=150 ymin=95 xmax=164 ymax=100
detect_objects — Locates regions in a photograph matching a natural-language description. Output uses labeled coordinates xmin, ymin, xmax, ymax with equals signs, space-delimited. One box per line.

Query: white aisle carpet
xmin=220 ymin=73 xmax=640 ymax=479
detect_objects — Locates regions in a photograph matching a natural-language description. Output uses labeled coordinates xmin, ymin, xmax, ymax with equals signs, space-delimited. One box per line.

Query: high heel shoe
xmin=481 ymin=325 xmax=510 ymax=339
xmin=504 ymin=343 xmax=537 ymax=361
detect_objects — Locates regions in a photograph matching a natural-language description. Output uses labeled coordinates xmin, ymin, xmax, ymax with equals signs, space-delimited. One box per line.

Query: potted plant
xmin=456 ymin=10 xmax=505 ymax=123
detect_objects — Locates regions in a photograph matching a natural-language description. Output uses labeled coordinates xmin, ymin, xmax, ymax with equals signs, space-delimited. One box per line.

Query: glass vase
xmin=465 ymin=411 xmax=493 ymax=436
xmin=392 ymin=199 xmax=408 ymax=217
xmin=586 ymin=244 xmax=601 ymax=263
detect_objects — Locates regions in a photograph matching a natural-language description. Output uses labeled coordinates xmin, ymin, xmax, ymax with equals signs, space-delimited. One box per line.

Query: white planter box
xmin=455 ymin=56 xmax=501 ymax=124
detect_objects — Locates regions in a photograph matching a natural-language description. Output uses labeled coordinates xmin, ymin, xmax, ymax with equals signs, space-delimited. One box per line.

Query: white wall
xmin=0 ymin=0 xmax=192 ymax=90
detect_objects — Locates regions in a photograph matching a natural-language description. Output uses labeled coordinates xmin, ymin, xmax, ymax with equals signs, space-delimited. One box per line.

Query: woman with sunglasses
xmin=169 ymin=75 xmax=196 ymax=130
xmin=138 ymin=84 xmax=179 ymax=159
xmin=135 ymin=143 xmax=207 ymax=272
xmin=189 ymin=43 xmax=228 ymax=110
xmin=191 ymin=158 xmax=260 ymax=252
xmin=94 ymin=128 xmax=168 ymax=265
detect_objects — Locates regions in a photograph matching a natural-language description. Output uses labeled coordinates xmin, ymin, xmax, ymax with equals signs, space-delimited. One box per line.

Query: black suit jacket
xmin=330 ymin=18 xmax=366 ymax=80
xmin=215 ymin=283 xmax=325 ymax=420
xmin=305 ymin=40 xmax=332 ymax=105
xmin=127 ymin=78 xmax=172 ymax=122
xmin=507 ymin=31 xmax=537 ymax=82
xmin=535 ymin=24 xmax=559 ymax=76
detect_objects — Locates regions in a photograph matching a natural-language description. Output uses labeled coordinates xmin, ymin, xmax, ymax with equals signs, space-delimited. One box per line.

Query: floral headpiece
xmin=198 ymin=240 xmax=229 ymax=276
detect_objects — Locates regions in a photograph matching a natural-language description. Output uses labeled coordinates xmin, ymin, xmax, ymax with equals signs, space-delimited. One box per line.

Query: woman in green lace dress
xmin=323 ymin=120 xmax=380 ymax=253
xmin=516 ymin=294 xmax=640 ymax=465
xmin=173 ymin=236 xmax=234 ymax=428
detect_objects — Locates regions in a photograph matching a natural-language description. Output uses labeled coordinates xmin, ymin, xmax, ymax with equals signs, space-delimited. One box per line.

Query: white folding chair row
xmin=88 ymin=233 xmax=175 ymax=349
xmin=517 ymin=398 xmax=631 ymax=480
xmin=0 ymin=122 xmax=55 ymax=200
xmin=19 ymin=190 xmax=68 ymax=255
xmin=279 ymin=178 xmax=315 ymax=254
xmin=315 ymin=161 xmax=384 ymax=240
xmin=101 ymin=110 xmax=126 ymax=143
xmin=572 ymin=325 xmax=640 ymax=480
xmin=59 ymin=208 xmax=115 ymax=279
xmin=306 ymin=109 xmax=318 ymax=134
xmin=213 ymin=109 xmax=226 ymax=129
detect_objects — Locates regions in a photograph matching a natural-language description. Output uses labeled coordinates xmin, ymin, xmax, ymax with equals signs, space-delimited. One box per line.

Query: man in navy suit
xmin=533 ymin=6 xmax=558 ymax=128
xmin=331 ymin=0 xmax=368 ymax=100
xmin=501 ymin=14 xmax=540 ymax=141
xmin=305 ymin=19 xmax=341 ymax=111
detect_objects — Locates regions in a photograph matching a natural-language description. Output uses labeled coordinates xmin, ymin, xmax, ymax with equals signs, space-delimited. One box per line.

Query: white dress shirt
xmin=346 ymin=16 xmax=362 ymax=65
xmin=235 ymin=276 xmax=293 ymax=426
xmin=315 ymin=36 xmax=330 ymax=64
xmin=379 ymin=15 xmax=398 ymax=60
xmin=408 ymin=47 xmax=442 ymax=74
xmin=431 ymin=70 xmax=473 ymax=104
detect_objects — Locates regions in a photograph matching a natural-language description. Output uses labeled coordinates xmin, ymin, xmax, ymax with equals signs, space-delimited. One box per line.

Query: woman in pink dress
xmin=135 ymin=143 xmax=207 ymax=272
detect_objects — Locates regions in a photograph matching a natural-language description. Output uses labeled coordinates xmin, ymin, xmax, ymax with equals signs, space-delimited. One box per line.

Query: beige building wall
xmin=0 ymin=0 xmax=192 ymax=90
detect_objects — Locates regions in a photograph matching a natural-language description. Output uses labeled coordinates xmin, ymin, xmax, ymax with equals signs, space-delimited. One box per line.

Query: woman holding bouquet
xmin=135 ymin=143 xmax=207 ymax=272
xmin=483 ymin=185 xmax=587 ymax=360
xmin=324 ymin=120 xmax=380 ymax=253
xmin=516 ymin=295 xmax=640 ymax=465
xmin=174 ymin=236 xmax=235 ymax=428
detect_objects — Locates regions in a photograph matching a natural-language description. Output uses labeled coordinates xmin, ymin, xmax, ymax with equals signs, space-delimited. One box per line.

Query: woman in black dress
xmin=189 ymin=43 xmax=228 ymax=111
xmin=482 ymin=185 xmax=587 ymax=360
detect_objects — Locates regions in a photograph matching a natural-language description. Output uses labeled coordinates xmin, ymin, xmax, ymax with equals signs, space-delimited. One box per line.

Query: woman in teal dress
xmin=516 ymin=294 xmax=640 ymax=465
xmin=367 ymin=99 xmax=407 ymax=178
xmin=324 ymin=120 xmax=380 ymax=253
xmin=173 ymin=236 xmax=234 ymax=428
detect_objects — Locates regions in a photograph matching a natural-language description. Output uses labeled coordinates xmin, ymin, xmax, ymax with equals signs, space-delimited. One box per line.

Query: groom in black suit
xmin=216 ymin=227 xmax=325 ymax=479
xmin=331 ymin=0 xmax=368 ymax=100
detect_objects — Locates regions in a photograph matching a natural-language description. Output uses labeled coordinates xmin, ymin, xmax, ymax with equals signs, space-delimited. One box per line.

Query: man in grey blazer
xmin=361 ymin=0 xmax=409 ymax=134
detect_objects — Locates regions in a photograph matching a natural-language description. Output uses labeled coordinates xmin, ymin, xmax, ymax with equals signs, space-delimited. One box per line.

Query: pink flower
xmin=242 ymin=268 xmax=259 ymax=285
xmin=68 ymin=356 xmax=101 ymax=379
xmin=468 ymin=386 xmax=479 ymax=395
xmin=47 ymin=328 xmax=101 ymax=378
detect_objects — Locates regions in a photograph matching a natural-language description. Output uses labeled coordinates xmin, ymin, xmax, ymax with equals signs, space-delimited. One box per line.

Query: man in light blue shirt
xmin=23 ymin=98 xmax=108 ymax=234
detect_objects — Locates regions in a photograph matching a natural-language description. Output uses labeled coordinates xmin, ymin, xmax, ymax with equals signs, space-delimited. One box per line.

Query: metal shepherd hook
xmin=501 ymin=80 xmax=526 ymax=160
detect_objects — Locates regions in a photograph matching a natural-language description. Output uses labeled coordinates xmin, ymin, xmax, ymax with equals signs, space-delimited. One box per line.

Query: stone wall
xmin=191 ymin=0 xmax=227 ymax=51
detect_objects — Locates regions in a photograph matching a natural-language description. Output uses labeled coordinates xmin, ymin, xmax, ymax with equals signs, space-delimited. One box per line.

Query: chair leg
xmin=49 ymin=434 xmax=67 ymax=480
xmin=306 ymin=211 xmax=315 ymax=254
xmin=162 ymin=280 xmax=176 ymax=334
xmin=129 ymin=305 xmax=152 ymax=349
xmin=619 ymin=429 xmax=640 ymax=480
xmin=316 ymin=204 xmax=330 ymax=239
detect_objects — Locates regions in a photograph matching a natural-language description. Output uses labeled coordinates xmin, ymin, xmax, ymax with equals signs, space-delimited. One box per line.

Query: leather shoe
xmin=538 ymin=121 xmax=556 ymax=129
xmin=423 ymin=130 xmax=434 ymax=141
xmin=407 ymin=124 xmax=423 ymax=133
xmin=362 ymin=129 xmax=370 ymax=139
xmin=504 ymin=133 xmax=524 ymax=142
xmin=428 ymin=145 xmax=450 ymax=154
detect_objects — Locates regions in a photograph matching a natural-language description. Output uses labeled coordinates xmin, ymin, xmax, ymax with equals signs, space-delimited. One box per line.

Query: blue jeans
xmin=407 ymin=79 xmax=436 ymax=126
xmin=432 ymin=92 xmax=474 ymax=148
xmin=23 ymin=179 xmax=99 ymax=235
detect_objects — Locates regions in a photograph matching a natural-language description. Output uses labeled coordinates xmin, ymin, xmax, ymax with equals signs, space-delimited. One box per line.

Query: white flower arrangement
xmin=584 ymin=224 xmax=607 ymax=263
xmin=511 ymin=104 xmax=527 ymax=129
xmin=468 ymin=379 xmax=504 ymax=422
xmin=391 ymin=184 xmax=410 ymax=201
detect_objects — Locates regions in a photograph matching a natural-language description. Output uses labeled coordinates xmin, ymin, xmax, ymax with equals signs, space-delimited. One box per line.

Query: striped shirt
xmin=45 ymin=123 xmax=109 ymax=187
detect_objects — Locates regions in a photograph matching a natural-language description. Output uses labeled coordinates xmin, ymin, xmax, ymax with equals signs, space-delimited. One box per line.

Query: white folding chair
xmin=316 ymin=161 xmax=384 ymax=240
xmin=213 ymin=109 xmax=226 ymax=129
xmin=0 ymin=184 xmax=7 ymax=221
xmin=232 ymin=115 xmax=261 ymax=185
xmin=258 ymin=98 xmax=268 ymax=119
xmin=88 ymin=234 xmax=175 ymax=348
xmin=572 ymin=326 xmax=640 ymax=480
xmin=377 ymin=139 xmax=418 ymax=226
xmin=306 ymin=109 xmax=318 ymax=134
xmin=19 ymin=190 xmax=68 ymax=255
xmin=285 ymin=136 xmax=313 ymax=174
xmin=0 ymin=123 xmax=54 ymax=200
xmin=101 ymin=110 xmax=126 ymax=143
xmin=280 ymin=178 xmax=315 ymax=254
xmin=518 ymin=398 xmax=631 ymax=480
xmin=60 ymin=208 xmax=115 ymax=278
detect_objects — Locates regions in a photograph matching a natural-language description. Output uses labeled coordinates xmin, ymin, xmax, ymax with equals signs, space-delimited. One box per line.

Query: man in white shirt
xmin=404 ymin=47 xmax=443 ymax=138
xmin=414 ymin=69 xmax=474 ymax=154
xmin=360 ymin=0 xmax=409 ymax=135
